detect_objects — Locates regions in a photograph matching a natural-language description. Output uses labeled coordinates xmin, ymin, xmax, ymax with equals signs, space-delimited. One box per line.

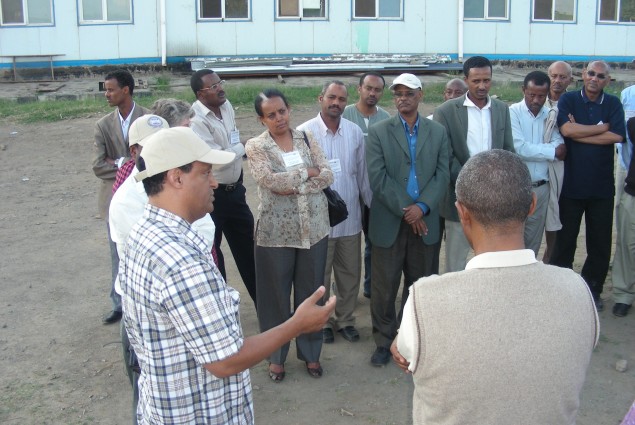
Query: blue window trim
xmin=273 ymin=0 xmax=329 ymax=21
xmin=529 ymin=0 xmax=578 ymax=23
xmin=0 ymin=0 xmax=56 ymax=27
xmin=596 ymin=0 xmax=635 ymax=24
xmin=350 ymin=0 xmax=404 ymax=21
xmin=195 ymin=0 xmax=253 ymax=22
xmin=76 ymin=0 xmax=134 ymax=26
xmin=463 ymin=0 xmax=510 ymax=21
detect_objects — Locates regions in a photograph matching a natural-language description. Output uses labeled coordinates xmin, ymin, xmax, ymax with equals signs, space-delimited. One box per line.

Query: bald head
xmin=444 ymin=78 xmax=468 ymax=101
xmin=547 ymin=61 xmax=573 ymax=101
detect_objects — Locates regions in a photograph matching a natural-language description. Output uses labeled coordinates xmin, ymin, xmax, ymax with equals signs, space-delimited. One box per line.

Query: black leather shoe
xmin=613 ymin=303 xmax=631 ymax=317
xmin=338 ymin=326 xmax=360 ymax=342
xmin=322 ymin=328 xmax=334 ymax=344
xmin=363 ymin=291 xmax=371 ymax=299
xmin=371 ymin=347 xmax=390 ymax=367
xmin=594 ymin=298 xmax=604 ymax=312
xmin=103 ymin=310 xmax=122 ymax=325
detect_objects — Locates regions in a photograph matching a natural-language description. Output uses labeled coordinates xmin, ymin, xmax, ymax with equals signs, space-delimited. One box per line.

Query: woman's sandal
xmin=305 ymin=362 xmax=323 ymax=378
xmin=268 ymin=363 xmax=285 ymax=382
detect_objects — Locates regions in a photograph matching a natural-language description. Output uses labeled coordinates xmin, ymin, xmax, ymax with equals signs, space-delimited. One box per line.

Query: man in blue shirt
xmin=549 ymin=60 xmax=626 ymax=311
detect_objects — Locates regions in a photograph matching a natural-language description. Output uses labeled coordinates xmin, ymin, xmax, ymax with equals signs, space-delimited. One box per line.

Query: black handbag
xmin=301 ymin=132 xmax=349 ymax=227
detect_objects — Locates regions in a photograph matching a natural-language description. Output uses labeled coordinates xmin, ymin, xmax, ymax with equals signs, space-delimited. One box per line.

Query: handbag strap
xmin=302 ymin=131 xmax=310 ymax=148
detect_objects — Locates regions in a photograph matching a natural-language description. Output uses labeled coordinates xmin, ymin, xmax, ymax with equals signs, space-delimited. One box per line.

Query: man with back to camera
xmin=366 ymin=73 xmax=449 ymax=366
xmin=549 ymin=60 xmax=626 ymax=312
xmin=92 ymin=68 xmax=150 ymax=325
xmin=343 ymin=71 xmax=390 ymax=299
xmin=433 ymin=55 xmax=514 ymax=273
xmin=391 ymin=149 xmax=598 ymax=425
xmin=298 ymin=81 xmax=373 ymax=344
xmin=189 ymin=69 xmax=257 ymax=307
xmin=541 ymin=61 xmax=573 ymax=263
xmin=509 ymin=70 xmax=565 ymax=256
xmin=120 ymin=126 xmax=336 ymax=424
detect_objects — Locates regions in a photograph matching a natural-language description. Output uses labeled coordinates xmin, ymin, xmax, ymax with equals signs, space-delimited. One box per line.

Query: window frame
xmin=352 ymin=0 xmax=403 ymax=20
xmin=597 ymin=0 xmax=635 ymax=23
xmin=78 ymin=0 xmax=133 ymax=25
xmin=464 ymin=0 xmax=510 ymax=21
xmin=197 ymin=0 xmax=251 ymax=21
xmin=531 ymin=0 xmax=577 ymax=22
xmin=275 ymin=0 xmax=328 ymax=20
xmin=0 ymin=0 xmax=54 ymax=26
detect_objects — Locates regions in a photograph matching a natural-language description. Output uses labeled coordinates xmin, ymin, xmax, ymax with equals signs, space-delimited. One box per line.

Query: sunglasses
xmin=586 ymin=71 xmax=607 ymax=80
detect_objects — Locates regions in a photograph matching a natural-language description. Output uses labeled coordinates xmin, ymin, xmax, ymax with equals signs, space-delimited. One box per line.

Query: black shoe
xmin=371 ymin=347 xmax=391 ymax=367
xmin=338 ymin=326 xmax=360 ymax=342
xmin=594 ymin=298 xmax=604 ymax=312
xmin=103 ymin=310 xmax=122 ymax=325
xmin=363 ymin=291 xmax=371 ymax=299
xmin=613 ymin=303 xmax=631 ymax=317
xmin=322 ymin=328 xmax=334 ymax=344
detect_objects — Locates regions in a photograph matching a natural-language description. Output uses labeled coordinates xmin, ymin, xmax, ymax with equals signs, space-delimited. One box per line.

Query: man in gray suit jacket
xmin=92 ymin=69 xmax=150 ymax=324
xmin=366 ymin=73 xmax=449 ymax=366
xmin=433 ymin=56 xmax=514 ymax=273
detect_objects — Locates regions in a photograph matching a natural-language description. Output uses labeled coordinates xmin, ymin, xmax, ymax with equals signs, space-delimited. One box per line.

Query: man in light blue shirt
xmin=510 ymin=71 xmax=565 ymax=255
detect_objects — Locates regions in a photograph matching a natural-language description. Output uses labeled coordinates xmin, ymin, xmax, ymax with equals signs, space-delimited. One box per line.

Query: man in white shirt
xmin=298 ymin=81 xmax=373 ymax=344
xmin=190 ymin=69 xmax=257 ymax=307
xmin=391 ymin=150 xmax=598 ymax=425
xmin=343 ymin=72 xmax=390 ymax=299
xmin=510 ymin=70 xmax=565 ymax=256
xmin=433 ymin=56 xmax=514 ymax=273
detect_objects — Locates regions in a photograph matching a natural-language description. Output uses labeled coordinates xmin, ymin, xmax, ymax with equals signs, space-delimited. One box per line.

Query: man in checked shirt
xmin=120 ymin=127 xmax=335 ymax=424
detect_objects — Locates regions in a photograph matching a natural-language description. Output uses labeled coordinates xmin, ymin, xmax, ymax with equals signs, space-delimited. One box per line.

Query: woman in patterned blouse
xmin=245 ymin=89 xmax=334 ymax=382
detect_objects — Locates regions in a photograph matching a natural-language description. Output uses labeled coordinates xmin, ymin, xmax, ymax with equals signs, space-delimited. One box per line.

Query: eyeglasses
xmin=392 ymin=90 xmax=418 ymax=99
xmin=586 ymin=71 xmax=607 ymax=80
xmin=200 ymin=80 xmax=226 ymax=92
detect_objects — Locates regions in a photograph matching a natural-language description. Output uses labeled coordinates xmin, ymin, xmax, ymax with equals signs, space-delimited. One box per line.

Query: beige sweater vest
xmin=409 ymin=262 xmax=597 ymax=425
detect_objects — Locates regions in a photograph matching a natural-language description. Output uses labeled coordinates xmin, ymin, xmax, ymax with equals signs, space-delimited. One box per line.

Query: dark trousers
xmin=210 ymin=181 xmax=257 ymax=307
xmin=550 ymin=196 xmax=614 ymax=297
xmin=371 ymin=221 xmax=438 ymax=349
xmin=255 ymin=237 xmax=328 ymax=364
xmin=362 ymin=206 xmax=372 ymax=296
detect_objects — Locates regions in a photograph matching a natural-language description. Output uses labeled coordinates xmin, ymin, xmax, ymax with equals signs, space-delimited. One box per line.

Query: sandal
xmin=268 ymin=363 xmax=285 ymax=382
xmin=306 ymin=362 xmax=323 ymax=378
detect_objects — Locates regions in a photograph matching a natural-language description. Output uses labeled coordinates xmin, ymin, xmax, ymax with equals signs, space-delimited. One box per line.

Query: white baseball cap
xmin=135 ymin=127 xmax=235 ymax=182
xmin=389 ymin=73 xmax=423 ymax=90
xmin=128 ymin=114 xmax=169 ymax=147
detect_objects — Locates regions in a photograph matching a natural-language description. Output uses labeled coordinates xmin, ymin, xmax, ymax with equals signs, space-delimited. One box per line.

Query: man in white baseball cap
xmin=121 ymin=126 xmax=336 ymax=424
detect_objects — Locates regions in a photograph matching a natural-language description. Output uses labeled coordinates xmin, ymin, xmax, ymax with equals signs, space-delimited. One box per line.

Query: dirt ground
xmin=1 ymin=72 xmax=634 ymax=425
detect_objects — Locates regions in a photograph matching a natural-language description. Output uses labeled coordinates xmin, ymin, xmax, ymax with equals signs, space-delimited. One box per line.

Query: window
xmin=464 ymin=0 xmax=509 ymax=19
xmin=277 ymin=0 xmax=326 ymax=19
xmin=533 ymin=0 xmax=575 ymax=21
xmin=199 ymin=0 xmax=249 ymax=20
xmin=354 ymin=0 xmax=402 ymax=19
xmin=80 ymin=0 xmax=131 ymax=23
xmin=599 ymin=0 xmax=635 ymax=22
xmin=0 ymin=0 xmax=52 ymax=25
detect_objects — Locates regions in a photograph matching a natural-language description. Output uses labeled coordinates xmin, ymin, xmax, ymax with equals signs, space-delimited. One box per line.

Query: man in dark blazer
xmin=433 ymin=56 xmax=514 ymax=273
xmin=92 ymin=69 xmax=150 ymax=324
xmin=366 ymin=73 xmax=450 ymax=366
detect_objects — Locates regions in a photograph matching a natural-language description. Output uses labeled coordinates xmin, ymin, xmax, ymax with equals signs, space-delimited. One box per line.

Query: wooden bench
xmin=0 ymin=54 xmax=65 ymax=81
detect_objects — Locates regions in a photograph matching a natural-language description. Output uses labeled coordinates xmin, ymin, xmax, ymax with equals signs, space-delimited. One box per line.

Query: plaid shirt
xmin=112 ymin=159 xmax=136 ymax=194
xmin=120 ymin=204 xmax=253 ymax=424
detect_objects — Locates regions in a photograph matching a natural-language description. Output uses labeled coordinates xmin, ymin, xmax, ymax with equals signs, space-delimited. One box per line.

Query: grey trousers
xmin=524 ymin=183 xmax=550 ymax=256
xmin=444 ymin=219 xmax=471 ymax=273
xmin=612 ymin=192 xmax=635 ymax=305
xmin=371 ymin=221 xmax=437 ymax=349
xmin=255 ymin=237 xmax=328 ymax=364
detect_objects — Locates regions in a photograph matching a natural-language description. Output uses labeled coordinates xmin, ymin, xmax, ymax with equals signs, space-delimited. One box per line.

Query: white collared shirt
xmin=297 ymin=114 xmax=373 ymax=238
xmin=118 ymin=102 xmax=136 ymax=140
xmin=464 ymin=95 xmax=492 ymax=157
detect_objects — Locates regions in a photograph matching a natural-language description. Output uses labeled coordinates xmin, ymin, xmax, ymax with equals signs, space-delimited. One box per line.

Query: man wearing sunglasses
xmin=549 ymin=61 xmax=626 ymax=312
xmin=189 ymin=69 xmax=257 ymax=308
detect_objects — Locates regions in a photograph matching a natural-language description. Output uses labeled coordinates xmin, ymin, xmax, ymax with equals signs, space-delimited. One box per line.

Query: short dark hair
xmin=523 ymin=70 xmax=550 ymax=90
xmin=139 ymin=156 xmax=194 ymax=197
xmin=190 ymin=69 xmax=215 ymax=95
xmin=456 ymin=150 xmax=532 ymax=228
xmin=359 ymin=72 xmax=385 ymax=88
xmin=463 ymin=56 xmax=492 ymax=77
xmin=254 ymin=89 xmax=289 ymax=117
xmin=105 ymin=69 xmax=135 ymax=96
xmin=320 ymin=80 xmax=347 ymax=96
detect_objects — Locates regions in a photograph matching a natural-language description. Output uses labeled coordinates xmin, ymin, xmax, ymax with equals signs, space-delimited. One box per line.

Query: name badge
xmin=230 ymin=129 xmax=241 ymax=145
xmin=329 ymin=158 xmax=342 ymax=173
xmin=282 ymin=151 xmax=303 ymax=168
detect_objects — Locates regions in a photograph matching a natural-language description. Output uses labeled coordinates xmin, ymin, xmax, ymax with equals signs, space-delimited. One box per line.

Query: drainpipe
xmin=160 ymin=0 xmax=167 ymax=66
xmin=458 ymin=0 xmax=464 ymax=62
